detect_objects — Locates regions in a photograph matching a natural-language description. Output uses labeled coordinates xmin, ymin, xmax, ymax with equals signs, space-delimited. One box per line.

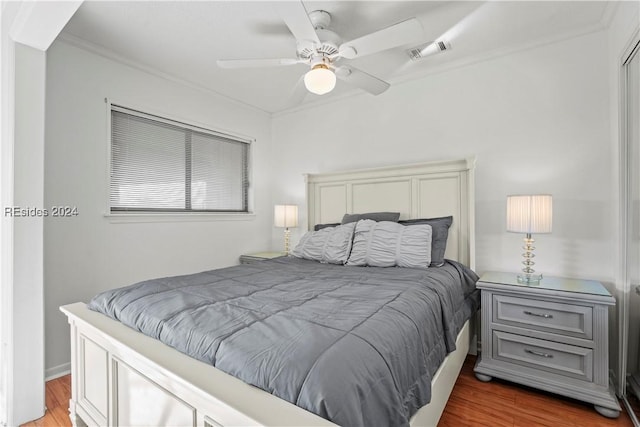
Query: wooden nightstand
xmin=473 ymin=271 xmax=620 ymax=418
xmin=239 ymin=251 xmax=286 ymax=264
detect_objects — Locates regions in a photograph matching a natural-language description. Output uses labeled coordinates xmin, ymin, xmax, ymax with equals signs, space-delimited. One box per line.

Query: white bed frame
xmin=60 ymin=158 xmax=476 ymax=427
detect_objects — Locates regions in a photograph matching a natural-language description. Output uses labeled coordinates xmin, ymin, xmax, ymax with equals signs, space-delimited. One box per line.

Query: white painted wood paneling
xmin=114 ymin=359 xmax=196 ymax=427
xmin=416 ymin=173 xmax=461 ymax=261
xmin=79 ymin=336 xmax=108 ymax=423
xmin=317 ymin=185 xmax=346 ymax=224
xmin=352 ymin=179 xmax=412 ymax=216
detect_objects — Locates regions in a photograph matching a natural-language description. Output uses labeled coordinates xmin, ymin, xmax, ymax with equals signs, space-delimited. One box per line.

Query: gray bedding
xmin=88 ymin=257 xmax=479 ymax=427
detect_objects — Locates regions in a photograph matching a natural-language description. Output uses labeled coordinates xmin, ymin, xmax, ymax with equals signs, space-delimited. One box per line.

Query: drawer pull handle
xmin=524 ymin=348 xmax=553 ymax=358
xmin=523 ymin=310 xmax=553 ymax=319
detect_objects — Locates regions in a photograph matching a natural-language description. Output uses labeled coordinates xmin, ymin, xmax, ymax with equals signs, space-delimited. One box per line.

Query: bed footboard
xmin=61 ymin=302 xmax=336 ymax=427
xmin=61 ymin=302 xmax=473 ymax=427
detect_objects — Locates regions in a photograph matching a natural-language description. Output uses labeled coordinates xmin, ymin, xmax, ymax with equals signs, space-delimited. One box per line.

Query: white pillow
xmin=346 ymin=220 xmax=432 ymax=268
xmin=291 ymin=222 xmax=356 ymax=264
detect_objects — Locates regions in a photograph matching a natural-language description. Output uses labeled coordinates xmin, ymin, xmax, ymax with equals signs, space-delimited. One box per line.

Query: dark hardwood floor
xmin=439 ymin=356 xmax=634 ymax=426
xmin=23 ymin=355 xmax=635 ymax=426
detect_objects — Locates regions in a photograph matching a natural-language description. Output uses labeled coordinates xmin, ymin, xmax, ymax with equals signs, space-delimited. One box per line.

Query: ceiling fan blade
xmin=338 ymin=18 xmax=423 ymax=59
xmin=217 ymin=58 xmax=302 ymax=69
xmin=273 ymin=1 xmax=320 ymax=47
xmin=335 ymin=66 xmax=390 ymax=95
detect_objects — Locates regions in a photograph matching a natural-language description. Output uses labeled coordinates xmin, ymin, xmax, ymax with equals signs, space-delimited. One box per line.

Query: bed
xmin=60 ymin=157 xmax=477 ymax=427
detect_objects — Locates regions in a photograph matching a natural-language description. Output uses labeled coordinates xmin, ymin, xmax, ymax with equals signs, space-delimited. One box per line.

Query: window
xmin=110 ymin=105 xmax=250 ymax=213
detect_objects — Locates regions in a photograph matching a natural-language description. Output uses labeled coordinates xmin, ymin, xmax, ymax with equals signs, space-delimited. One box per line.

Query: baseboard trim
xmin=45 ymin=362 xmax=70 ymax=381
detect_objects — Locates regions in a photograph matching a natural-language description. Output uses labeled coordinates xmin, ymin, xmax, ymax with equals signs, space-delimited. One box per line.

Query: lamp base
xmin=284 ymin=228 xmax=291 ymax=256
xmin=517 ymin=273 xmax=542 ymax=285
xmin=517 ymin=233 xmax=542 ymax=285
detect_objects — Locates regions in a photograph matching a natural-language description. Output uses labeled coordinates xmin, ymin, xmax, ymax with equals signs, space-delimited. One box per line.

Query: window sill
xmin=104 ymin=212 xmax=256 ymax=224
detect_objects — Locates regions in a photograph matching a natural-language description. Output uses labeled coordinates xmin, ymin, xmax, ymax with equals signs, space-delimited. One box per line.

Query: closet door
xmin=625 ymin=37 xmax=640 ymax=422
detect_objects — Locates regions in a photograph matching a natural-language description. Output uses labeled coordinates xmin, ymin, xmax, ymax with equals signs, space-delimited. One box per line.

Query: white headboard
xmin=305 ymin=158 xmax=476 ymax=269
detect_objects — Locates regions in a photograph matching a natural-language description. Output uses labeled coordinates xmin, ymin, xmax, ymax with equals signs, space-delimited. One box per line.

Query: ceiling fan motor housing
xmin=309 ymin=10 xmax=331 ymax=29
xmin=297 ymin=11 xmax=341 ymax=59
xmin=298 ymin=29 xmax=341 ymax=58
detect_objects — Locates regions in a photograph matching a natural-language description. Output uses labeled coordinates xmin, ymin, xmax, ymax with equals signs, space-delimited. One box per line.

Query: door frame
xmin=0 ymin=2 xmax=83 ymax=425
xmin=618 ymin=27 xmax=640 ymax=425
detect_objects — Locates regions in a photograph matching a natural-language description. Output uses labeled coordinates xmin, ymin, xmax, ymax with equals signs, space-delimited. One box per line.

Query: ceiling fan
xmin=216 ymin=1 xmax=424 ymax=98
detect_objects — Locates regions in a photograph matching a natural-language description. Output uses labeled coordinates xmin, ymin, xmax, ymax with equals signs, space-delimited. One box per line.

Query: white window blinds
xmin=110 ymin=106 xmax=249 ymax=213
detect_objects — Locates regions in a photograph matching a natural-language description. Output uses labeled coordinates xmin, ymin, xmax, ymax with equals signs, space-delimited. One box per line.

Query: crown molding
xmin=391 ymin=19 xmax=609 ymax=88
xmin=60 ymin=9 xmax=612 ymax=119
xmin=273 ymin=20 xmax=610 ymax=117
xmin=56 ymin=32 xmax=271 ymax=117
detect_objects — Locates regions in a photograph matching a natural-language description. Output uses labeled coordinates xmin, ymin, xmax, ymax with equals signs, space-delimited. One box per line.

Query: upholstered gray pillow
xmin=346 ymin=220 xmax=432 ymax=268
xmin=399 ymin=216 xmax=453 ymax=267
xmin=292 ymin=222 xmax=356 ymax=264
xmin=314 ymin=222 xmax=340 ymax=231
xmin=341 ymin=212 xmax=400 ymax=224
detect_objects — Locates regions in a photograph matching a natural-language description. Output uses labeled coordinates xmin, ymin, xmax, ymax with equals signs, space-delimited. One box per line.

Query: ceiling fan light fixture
xmin=304 ymin=64 xmax=336 ymax=95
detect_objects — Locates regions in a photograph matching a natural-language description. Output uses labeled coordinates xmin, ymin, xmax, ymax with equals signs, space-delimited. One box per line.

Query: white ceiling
xmin=60 ymin=1 xmax=613 ymax=114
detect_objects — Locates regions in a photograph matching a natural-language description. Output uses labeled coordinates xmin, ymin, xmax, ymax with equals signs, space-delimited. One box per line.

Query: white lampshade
xmin=274 ymin=205 xmax=298 ymax=228
xmin=304 ymin=65 xmax=336 ymax=95
xmin=506 ymin=195 xmax=553 ymax=234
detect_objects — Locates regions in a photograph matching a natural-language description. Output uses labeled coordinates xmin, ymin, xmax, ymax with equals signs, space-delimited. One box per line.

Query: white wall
xmin=272 ymin=29 xmax=613 ymax=284
xmin=44 ymin=41 xmax=273 ymax=373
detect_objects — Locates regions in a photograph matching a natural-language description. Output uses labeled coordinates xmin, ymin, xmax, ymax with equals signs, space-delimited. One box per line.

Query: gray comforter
xmin=88 ymin=257 xmax=479 ymax=427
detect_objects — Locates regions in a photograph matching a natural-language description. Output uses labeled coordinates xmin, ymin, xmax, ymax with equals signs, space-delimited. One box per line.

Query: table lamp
xmin=506 ymin=194 xmax=553 ymax=284
xmin=274 ymin=204 xmax=298 ymax=255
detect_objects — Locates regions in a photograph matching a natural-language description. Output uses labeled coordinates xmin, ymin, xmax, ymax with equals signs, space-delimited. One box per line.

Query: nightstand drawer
xmin=493 ymin=294 xmax=592 ymax=339
xmin=493 ymin=331 xmax=593 ymax=382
